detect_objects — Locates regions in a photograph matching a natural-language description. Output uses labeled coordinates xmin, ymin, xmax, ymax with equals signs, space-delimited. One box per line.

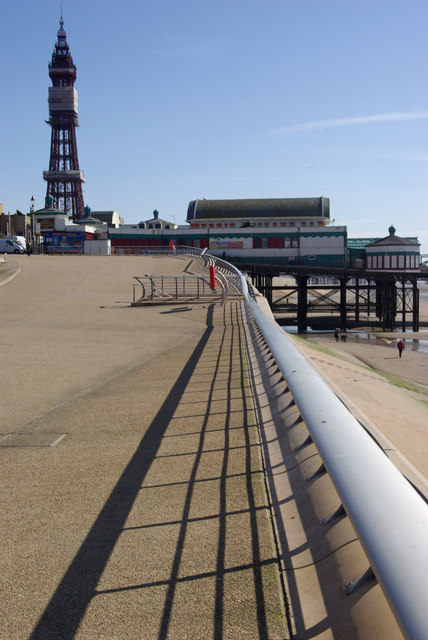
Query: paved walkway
xmin=2 ymin=255 xmax=425 ymax=639
xmin=0 ymin=256 xmax=287 ymax=640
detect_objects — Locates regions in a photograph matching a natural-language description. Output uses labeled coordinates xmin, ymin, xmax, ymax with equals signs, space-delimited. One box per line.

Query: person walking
xmin=397 ymin=339 xmax=405 ymax=358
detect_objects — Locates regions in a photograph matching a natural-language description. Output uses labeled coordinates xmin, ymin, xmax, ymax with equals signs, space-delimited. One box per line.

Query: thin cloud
xmin=264 ymin=111 xmax=428 ymax=136
xmin=375 ymin=151 xmax=428 ymax=161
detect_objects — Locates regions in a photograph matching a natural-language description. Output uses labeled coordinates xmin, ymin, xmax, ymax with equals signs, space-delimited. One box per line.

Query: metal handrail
xmin=198 ymin=251 xmax=428 ymax=640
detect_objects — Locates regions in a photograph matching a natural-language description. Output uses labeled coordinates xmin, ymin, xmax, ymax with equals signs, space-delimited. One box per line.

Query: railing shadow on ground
xmin=29 ymin=302 xmax=287 ymax=640
xmin=29 ymin=306 xmax=215 ymax=639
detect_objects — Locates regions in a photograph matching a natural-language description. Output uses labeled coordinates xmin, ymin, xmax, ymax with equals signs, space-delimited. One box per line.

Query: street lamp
xmin=30 ymin=196 xmax=35 ymax=252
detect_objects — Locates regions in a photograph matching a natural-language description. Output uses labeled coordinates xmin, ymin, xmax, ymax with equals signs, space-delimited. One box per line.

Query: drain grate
xmin=0 ymin=433 xmax=67 ymax=448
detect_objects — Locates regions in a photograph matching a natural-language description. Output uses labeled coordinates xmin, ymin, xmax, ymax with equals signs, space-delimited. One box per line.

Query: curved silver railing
xmin=197 ymin=251 xmax=428 ymax=640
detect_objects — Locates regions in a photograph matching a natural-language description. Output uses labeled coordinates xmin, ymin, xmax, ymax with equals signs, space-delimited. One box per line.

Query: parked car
xmin=0 ymin=238 xmax=25 ymax=254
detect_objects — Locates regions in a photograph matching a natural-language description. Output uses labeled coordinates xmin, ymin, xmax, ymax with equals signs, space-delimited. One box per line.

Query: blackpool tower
xmin=43 ymin=18 xmax=85 ymax=221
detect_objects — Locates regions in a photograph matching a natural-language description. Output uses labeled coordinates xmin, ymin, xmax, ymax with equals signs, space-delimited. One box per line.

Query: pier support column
xmin=413 ymin=279 xmax=419 ymax=332
xmin=376 ymin=278 xmax=396 ymax=331
xmin=355 ymin=277 xmax=360 ymax=322
xmin=367 ymin=279 xmax=374 ymax=318
xmin=401 ymin=279 xmax=406 ymax=332
xmin=340 ymin=277 xmax=348 ymax=329
xmin=264 ymin=275 xmax=273 ymax=307
xmin=296 ymin=275 xmax=308 ymax=333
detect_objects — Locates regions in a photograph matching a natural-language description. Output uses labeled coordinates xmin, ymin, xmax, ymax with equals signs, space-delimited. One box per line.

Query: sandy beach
xmin=288 ymin=283 xmax=428 ymax=496
xmin=299 ymin=282 xmax=428 ymax=388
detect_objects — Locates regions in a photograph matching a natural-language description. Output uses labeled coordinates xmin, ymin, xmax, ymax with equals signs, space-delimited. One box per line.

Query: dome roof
xmin=367 ymin=226 xmax=420 ymax=247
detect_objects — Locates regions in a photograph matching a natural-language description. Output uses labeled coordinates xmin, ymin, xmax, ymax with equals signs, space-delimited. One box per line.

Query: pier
xmin=241 ymin=262 xmax=421 ymax=332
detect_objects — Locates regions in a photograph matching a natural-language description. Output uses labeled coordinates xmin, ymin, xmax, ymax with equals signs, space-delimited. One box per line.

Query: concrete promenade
xmin=2 ymin=254 xmax=426 ymax=639
xmin=0 ymin=256 xmax=288 ymax=640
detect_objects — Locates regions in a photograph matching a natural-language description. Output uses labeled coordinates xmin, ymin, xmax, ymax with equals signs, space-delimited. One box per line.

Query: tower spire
xmin=43 ymin=18 xmax=85 ymax=221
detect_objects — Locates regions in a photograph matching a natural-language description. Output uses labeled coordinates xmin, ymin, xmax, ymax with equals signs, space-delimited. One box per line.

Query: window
xmin=268 ymin=237 xmax=284 ymax=249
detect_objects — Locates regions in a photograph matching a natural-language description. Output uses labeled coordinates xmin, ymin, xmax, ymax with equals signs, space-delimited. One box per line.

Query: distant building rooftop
xmin=143 ymin=209 xmax=177 ymax=230
xmin=187 ymin=197 xmax=330 ymax=221
xmin=367 ymin=225 xmax=420 ymax=248
xmin=90 ymin=210 xmax=123 ymax=228
xmin=348 ymin=236 xmax=419 ymax=249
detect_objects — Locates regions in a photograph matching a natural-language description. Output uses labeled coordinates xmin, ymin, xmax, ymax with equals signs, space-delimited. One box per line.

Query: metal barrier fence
xmin=196 ymin=250 xmax=428 ymax=640
xmin=131 ymin=247 xmax=248 ymax=304
xmin=132 ymin=273 xmax=227 ymax=304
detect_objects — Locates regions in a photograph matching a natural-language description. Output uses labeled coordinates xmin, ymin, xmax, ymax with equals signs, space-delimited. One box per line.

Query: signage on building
xmin=39 ymin=218 xmax=55 ymax=230
xmin=44 ymin=232 xmax=84 ymax=252
xmin=209 ymin=239 xmax=244 ymax=249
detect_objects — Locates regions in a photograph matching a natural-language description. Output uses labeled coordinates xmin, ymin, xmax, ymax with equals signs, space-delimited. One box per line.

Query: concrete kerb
xmin=0 ymin=257 xmax=21 ymax=287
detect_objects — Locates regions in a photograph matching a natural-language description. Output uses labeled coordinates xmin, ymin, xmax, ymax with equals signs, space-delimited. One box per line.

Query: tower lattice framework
xmin=43 ymin=18 xmax=85 ymax=221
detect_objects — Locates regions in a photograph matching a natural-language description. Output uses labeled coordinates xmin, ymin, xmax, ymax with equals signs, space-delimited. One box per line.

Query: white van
xmin=0 ymin=238 xmax=25 ymax=254
xmin=7 ymin=235 xmax=27 ymax=250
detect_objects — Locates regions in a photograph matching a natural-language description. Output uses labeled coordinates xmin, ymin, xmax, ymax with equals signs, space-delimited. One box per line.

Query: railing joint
xmin=322 ymin=504 xmax=347 ymax=527
xmin=345 ymin=567 xmax=377 ymax=595
xmin=306 ymin=463 xmax=327 ymax=484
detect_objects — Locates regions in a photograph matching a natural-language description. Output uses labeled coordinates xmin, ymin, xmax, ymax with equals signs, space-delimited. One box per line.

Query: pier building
xmin=366 ymin=225 xmax=420 ymax=272
xmin=110 ymin=197 xmax=348 ymax=268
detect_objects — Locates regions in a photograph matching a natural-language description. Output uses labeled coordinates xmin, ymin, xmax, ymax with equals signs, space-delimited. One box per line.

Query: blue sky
xmin=1 ymin=0 xmax=427 ymax=251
